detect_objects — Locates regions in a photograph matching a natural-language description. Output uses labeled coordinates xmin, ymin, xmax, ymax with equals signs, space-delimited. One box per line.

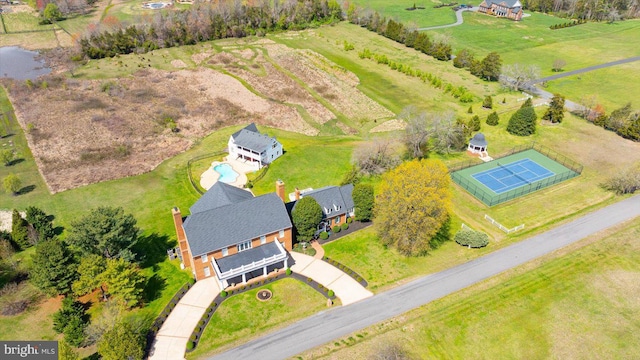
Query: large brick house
xmin=228 ymin=123 xmax=283 ymax=169
xmin=478 ymin=0 xmax=524 ymax=21
xmin=173 ymin=180 xmax=292 ymax=288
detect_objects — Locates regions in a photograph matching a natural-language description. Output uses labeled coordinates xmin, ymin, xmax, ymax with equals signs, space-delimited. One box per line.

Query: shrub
xmin=286 ymin=268 xmax=292 ymax=275
xmin=506 ymin=106 xmax=537 ymax=136
xmin=454 ymin=229 xmax=489 ymax=248
xmin=347 ymin=217 xmax=353 ymax=224
xmin=220 ymin=291 xmax=227 ymax=298
xmin=469 ymin=115 xmax=481 ymax=131
xmin=187 ymin=341 xmax=194 ymax=350
xmin=486 ymin=112 xmax=499 ymax=126
xmin=341 ymin=223 xmax=349 ymax=231
xmin=482 ymin=95 xmax=493 ymax=109
xmin=332 ymin=226 xmax=341 ymax=233
xmin=328 ymin=290 xmax=335 ymax=297
xmin=307 ymin=277 xmax=312 ymax=282
xmin=602 ymin=164 xmax=640 ymax=194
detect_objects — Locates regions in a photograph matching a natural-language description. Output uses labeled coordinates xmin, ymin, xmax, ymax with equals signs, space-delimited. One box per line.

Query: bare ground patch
xmin=3 ymin=67 xmax=315 ymax=192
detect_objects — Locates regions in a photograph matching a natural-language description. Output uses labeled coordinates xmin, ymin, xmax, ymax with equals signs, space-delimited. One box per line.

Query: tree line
xmin=79 ymin=0 xmax=343 ymax=59
xmin=522 ymin=0 xmax=640 ymax=21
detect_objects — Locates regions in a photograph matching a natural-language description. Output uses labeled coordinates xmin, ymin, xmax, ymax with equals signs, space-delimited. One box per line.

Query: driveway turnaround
xmin=149 ymin=277 xmax=220 ymax=360
xmin=290 ymin=252 xmax=373 ymax=306
xmin=209 ymin=194 xmax=640 ymax=360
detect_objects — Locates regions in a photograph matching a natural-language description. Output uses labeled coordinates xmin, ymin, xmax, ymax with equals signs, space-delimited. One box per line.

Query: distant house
xmin=173 ymin=180 xmax=293 ymax=288
xmin=478 ymin=0 xmax=524 ymax=21
xmin=228 ymin=123 xmax=283 ymax=169
xmin=291 ymin=184 xmax=355 ymax=233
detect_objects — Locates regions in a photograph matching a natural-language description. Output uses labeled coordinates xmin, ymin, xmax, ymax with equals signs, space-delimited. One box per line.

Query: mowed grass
xmin=309 ymin=218 xmax=640 ymax=360
xmin=187 ymin=278 xmax=329 ymax=359
xmin=544 ymin=61 xmax=640 ymax=110
xmin=1 ymin=12 xmax=55 ymax=32
xmin=347 ymin=0 xmax=463 ymax=28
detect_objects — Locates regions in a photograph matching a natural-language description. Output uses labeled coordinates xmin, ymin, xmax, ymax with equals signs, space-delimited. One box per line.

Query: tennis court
xmin=449 ymin=146 xmax=583 ymax=206
xmin=472 ymin=159 xmax=555 ymax=194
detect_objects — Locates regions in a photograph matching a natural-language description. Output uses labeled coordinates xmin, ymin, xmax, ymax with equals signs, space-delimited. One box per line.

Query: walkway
xmin=149 ymin=277 xmax=221 ymax=360
xmin=209 ymin=194 xmax=640 ymax=360
xmin=310 ymin=240 xmax=324 ymax=259
xmin=290 ymin=252 xmax=372 ymax=306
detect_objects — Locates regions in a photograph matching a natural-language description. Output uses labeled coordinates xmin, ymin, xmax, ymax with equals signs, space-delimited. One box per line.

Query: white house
xmin=228 ymin=123 xmax=283 ymax=168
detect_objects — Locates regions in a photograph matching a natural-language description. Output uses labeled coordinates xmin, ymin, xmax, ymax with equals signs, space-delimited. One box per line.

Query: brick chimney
xmin=295 ymin=187 xmax=300 ymax=200
xmin=172 ymin=207 xmax=191 ymax=269
xmin=276 ymin=180 xmax=286 ymax=203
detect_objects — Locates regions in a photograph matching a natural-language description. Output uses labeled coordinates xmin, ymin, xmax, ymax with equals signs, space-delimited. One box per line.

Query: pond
xmin=0 ymin=46 xmax=51 ymax=80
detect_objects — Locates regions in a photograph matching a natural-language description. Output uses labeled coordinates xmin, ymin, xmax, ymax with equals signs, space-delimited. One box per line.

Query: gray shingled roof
xmin=470 ymin=133 xmax=488 ymax=147
xmin=484 ymin=0 xmax=522 ymax=8
xmin=295 ymin=184 xmax=354 ymax=218
xmin=183 ymin=193 xmax=292 ymax=257
xmin=216 ymin=241 xmax=283 ymax=273
xmin=189 ymin=182 xmax=254 ymax=215
xmin=231 ymin=123 xmax=275 ymax=153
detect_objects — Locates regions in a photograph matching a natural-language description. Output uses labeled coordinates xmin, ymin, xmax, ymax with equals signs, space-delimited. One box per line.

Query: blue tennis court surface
xmin=472 ymin=158 xmax=555 ymax=194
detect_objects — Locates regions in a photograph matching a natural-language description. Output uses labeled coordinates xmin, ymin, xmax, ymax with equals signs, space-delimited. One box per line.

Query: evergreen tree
xmin=352 ymin=184 xmax=374 ymax=222
xmin=483 ymin=96 xmax=493 ymax=109
xmin=469 ymin=115 xmax=481 ymax=131
xmin=507 ymin=106 xmax=537 ymax=136
xmin=486 ymin=112 xmax=500 ymax=126
xmin=543 ymin=94 xmax=566 ymax=123
xmin=11 ymin=209 xmax=29 ymax=250
xmin=72 ymin=254 xmax=107 ymax=299
xmin=102 ymin=258 xmax=146 ymax=308
xmin=31 ymin=239 xmax=78 ymax=295
xmin=53 ymin=297 xmax=88 ymax=347
xmin=521 ymin=97 xmax=533 ymax=108
xmin=292 ymin=197 xmax=323 ymax=242
xmin=467 ymin=105 xmax=473 ymax=114
xmin=25 ymin=206 xmax=55 ymax=242
xmin=98 ymin=322 xmax=145 ymax=360
xmin=480 ymin=52 xmax=502 ymax=81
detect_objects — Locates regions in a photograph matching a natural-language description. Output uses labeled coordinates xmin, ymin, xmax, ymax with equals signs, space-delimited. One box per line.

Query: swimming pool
xmin=214 ymin=163 xmax=239 ymax=184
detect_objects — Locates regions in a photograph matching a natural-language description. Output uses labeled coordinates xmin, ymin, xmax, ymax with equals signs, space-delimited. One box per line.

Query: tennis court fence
xmin=449 ymin=143 xmax=583 ymax=206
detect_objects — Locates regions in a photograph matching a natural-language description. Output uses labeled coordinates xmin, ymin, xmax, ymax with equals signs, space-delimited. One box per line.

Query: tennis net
xmin=496 ymin=162 xmax=531 ymax=184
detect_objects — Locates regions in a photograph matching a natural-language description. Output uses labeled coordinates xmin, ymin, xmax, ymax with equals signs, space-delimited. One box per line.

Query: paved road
xmin=209 ymin=195 xmax=640 ymax=360
xmin=417 ymin=8 xmax=477 ymax=31
xmin=531 ymin=56 xmax=640 ymax=84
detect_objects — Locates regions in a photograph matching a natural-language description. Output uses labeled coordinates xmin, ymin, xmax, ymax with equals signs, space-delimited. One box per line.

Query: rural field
xmin=0 ymin=2 xmax=639 ymax=359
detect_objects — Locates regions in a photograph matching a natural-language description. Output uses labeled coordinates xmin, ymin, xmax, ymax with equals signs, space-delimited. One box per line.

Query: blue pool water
xmin=214 ymin=163 xmax=239 ymax=183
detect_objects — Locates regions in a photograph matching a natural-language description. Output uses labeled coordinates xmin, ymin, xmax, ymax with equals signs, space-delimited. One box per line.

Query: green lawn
xmin=544 ymin=61 xmax=640 ymax=110
xmin=1 ymin=12 xmax=55 ymax=32
xmin=187 ymin=278 xmax=329 ymax=359
xmin=310 ymin=218 xmax=640 ymax=359
xmin=347 ymin=0 xmax=472 ymax=28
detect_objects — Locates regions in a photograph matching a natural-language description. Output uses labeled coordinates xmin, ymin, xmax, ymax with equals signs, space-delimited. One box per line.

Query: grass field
xmin=306 ymin=218 xmax=640 ymax=359
xmin=187 ymin=278 xmax=329 ymax=359
xmin=347 ymin=0 xmax=466 ymax=28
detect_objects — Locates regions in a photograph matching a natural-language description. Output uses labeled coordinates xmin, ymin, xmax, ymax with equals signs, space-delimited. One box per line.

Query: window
xmin=221 ymin=248 xmax=228 ymax=257
xmin=260 ymin=235 xmax=266 ymax=245
xmin=279 ymin=230 xmax=285 ymax=238
xmin=203 ymin=266 xmax=211 ymax=277
xmin=334 ymin=217 xmax=340 ymax=225
xmin=238 ymin=240 xmax=252 ymax=252
xmin=202 ymin=254 xmax=208 ymax=263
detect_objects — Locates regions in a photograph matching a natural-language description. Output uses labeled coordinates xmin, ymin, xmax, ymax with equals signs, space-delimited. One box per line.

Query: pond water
xmin=0 ymin=46 xmax=51 ymax=81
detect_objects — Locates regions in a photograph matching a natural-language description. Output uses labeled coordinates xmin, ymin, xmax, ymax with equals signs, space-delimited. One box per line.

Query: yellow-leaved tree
xmin=375 ymin=159 xmax=451 ymax=256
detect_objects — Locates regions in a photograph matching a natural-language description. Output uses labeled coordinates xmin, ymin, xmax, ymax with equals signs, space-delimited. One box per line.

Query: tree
xmin=352 ymin=184 xmax=374 ymax=222
xmin=402 ymin=106 xmax=431 ymax=159
xmin=3 ymin=173 xmax=22 ymax=195
xmin=552 ymin=58 xmax=566 ymax=72
xmin=353 ymin=139 xmax=401 ymax=175
xmin=72 ymin=254 xmax=107 ymax=299
xmin=521 ymin=97 xmax=533 ymax=109
xmin=58 ymin=341 xmax=80 ymax=360
xmin=453 ymin=49 xmax=475 ymax=69
xmin=507 ymin=106 xmax=537 ymax=136
xmin=30 ymin=239 xmax=78 ymax=295
xmin=543 ymin=94 xmax=566 ymax=123
xmin=98 ymin=322 xmax=145 ymax=360
xmin=374 ymin=159 xmax=451 ymax=256
xmin=43 ymin=3 xmax=63 ymax=23
xmin=480 ymin=52 xmax=502 ymax=81
xmin=292 ymin=196 xmax=323 ymax=242
xmin=101 ymin=258 xmax=146 ymax=308
xmin=0 ymin=149 xmax=13 ymax=166
xmin=605 ymin=103 xmax=633 ymax=132
xmin=66 ymin=207 xmax=139 ymax=260
xmin=486 ymin=112 xmax=499 ymax=126
xmin=432 ymin=112 xmax=465 ymax=154
xmin=482 ymin=96 xmax=493 ymax=109
xmin=499 ymin=64 xmax=541 ymax=91
xmin=26 ymin=206 xmax=55 ymax=242
xmin=469 ymin=115 xmax=481 ymax=132
xmin=467 ymin=105 xmax=473 ymax=114
xmin=53 ymin=297 xmax=88 ymax=347
xmin=11 ymin=209 xmax=29 ymax=250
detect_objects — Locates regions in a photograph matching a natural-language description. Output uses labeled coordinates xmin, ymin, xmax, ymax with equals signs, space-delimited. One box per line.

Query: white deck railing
xmin=212 ymin=240 xmax=287 ymax=280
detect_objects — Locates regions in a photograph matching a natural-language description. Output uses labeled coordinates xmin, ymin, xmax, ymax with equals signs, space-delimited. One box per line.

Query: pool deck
xmin=199 ymin=157 xmax=258 ymax=190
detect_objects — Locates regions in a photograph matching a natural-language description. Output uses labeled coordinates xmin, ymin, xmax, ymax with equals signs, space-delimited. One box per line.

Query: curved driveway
xmin=417 ymin=8 xmax=477 ymax=31
xmin=210 ymin=194 xmax=640 ymax=360
xmin=531 ymin=56 xmax=640 ymax=84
